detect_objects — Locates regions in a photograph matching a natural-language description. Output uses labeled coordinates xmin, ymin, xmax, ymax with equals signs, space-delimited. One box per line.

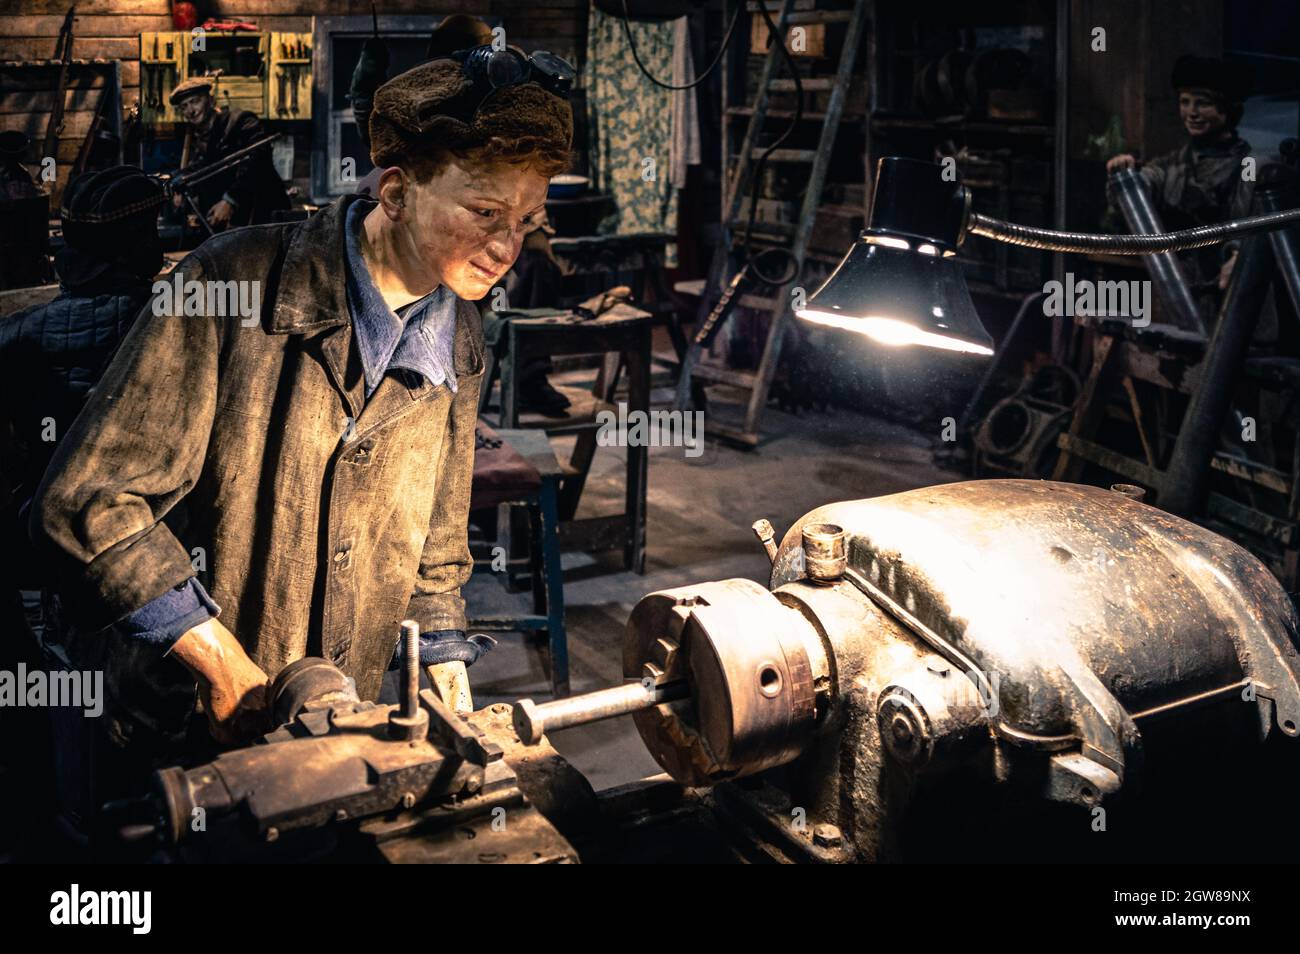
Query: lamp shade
xmin=797 ymin=239 xmax=994 ymax=355
xmin=796 ymin=157 xmax=995 ymax=356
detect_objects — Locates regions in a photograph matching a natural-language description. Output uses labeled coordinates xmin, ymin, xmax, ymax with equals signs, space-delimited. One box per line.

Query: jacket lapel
xmin=264 ymin=196 xmax=363 ymax=417
xmin=267 ymin=196 xmax=484 ymax=423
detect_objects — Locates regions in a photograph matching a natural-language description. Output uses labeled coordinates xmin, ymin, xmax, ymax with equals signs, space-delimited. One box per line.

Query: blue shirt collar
xmin=344 ymin=199 xmax=458 ymax=399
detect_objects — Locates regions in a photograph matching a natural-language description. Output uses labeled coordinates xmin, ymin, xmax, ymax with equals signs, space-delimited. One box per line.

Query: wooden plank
xmin=1206 ymin=492 xmax=1296 ymax=546
xmin=0 ymin=36 xmax=138 ymax=60
xmin=0 ymin=146 xmax=97 ymax=171
xmin=0 ymin=85 xmax=112 ymax=115
xmin=692 ymin=363 xmax=758 ymax=389
xmin=1210 ymin=453 xmax=1291 ymax=496
xmin=0 ymin=284 xmax=60 ymax=318
xmin=1052 ymin=333 xmax=1115 ymax=481
xmin=0 ymin=15 xmax=173 ymax=37
xmin=1121 ymin=376 xmax=1157 ymax=468
xmin=54 ymin=139 xmax=89 ymax=162
xmin=769 ymin=77 xmax=834 ymax=91
xmin=0 ymin=108 xmax=97 ymax=139
xmin=1055 ymin=433 xmax=1160 ymax=487
xmin=0 ymin=63 xmax=122 ymax=92
xmin=213 ymin=0 xmax=487 ymax=14
xmin=233 ymin=16 xmax=314 ymax=33
xmin=704 ymin=419 xmax=761 ymax=448
xmin=748 ymin=147 xmax=816 ymax=163
xmin=20 ymin=0 xmax=168 ymax=13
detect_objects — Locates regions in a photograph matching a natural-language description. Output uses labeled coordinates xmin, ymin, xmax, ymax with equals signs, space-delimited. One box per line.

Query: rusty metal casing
xmin=620 ymin=479 xmax=1300 ymax=859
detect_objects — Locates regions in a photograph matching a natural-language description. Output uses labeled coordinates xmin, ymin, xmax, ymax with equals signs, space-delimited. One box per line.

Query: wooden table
xmin=486 ymin=303 xmax=652 ymax=574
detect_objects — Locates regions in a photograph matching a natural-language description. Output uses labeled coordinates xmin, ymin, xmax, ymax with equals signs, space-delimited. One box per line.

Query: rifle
xmin=72 ymin=77 xmax=118 ymax=178
xmin=41 ymin=6 xmax=76 ymax=172
xmin=153 ymin=132 xmax=280 ymax=235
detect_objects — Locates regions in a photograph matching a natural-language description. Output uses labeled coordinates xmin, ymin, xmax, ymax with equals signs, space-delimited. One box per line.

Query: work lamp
xmin=798 ymin=156 xmax=1300 ymax=355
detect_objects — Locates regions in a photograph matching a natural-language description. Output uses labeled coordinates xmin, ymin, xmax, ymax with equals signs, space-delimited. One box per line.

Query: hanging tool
xmin=278 ymin=66 xmax=291 ymax=115
xmin=148 ymin=37 xmax=175 ymax=116
xmin=72 ymin=74 xmax=116 ymax=177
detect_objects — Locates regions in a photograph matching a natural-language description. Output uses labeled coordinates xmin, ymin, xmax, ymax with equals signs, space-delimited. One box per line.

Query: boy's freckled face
xmin=403 ymin=157 xmax=551 ymax=300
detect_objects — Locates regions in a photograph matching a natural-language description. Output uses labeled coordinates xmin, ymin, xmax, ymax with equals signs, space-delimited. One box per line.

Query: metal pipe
xmin=1258 ymin=165 xmax=1300 ymax=318
xmin=514 ymin=680 xmax=689 ymax=745
xmin=1109 ymin=168 xmax=1205 ymax=334
xmin=752 ymin=518 xmax=779 ymax=564
xmin=1160 ymin=227 xmax=1277 ymax=515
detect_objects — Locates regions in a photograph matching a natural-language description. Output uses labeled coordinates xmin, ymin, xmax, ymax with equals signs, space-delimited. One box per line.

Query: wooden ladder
xmin=673 ymin=0 xmax=868 ymax=447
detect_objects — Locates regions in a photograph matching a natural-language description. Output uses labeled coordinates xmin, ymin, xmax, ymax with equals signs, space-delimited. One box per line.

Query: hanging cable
xmin=618 ymin=0 xmax=744 ymax=90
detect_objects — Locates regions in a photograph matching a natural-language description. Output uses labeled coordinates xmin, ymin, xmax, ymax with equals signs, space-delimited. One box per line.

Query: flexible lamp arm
xmin=966 ymin=204 xmax=1300 ymax=256
xmin=795 ymin=157 xmax=1300 ymax=357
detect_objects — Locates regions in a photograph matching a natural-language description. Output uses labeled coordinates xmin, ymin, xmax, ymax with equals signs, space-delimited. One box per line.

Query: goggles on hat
xmin=413 ymin=45 xmax=575 ymax=134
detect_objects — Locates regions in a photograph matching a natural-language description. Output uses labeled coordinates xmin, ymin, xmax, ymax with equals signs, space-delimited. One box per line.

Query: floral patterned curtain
xmin=584 ymin=1 xmax=679 ymax=265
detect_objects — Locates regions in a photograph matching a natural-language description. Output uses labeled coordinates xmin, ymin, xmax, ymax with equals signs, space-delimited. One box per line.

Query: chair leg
xmin=538 ymin=477 xmax=569 ymax=698
xmin=527 ymin=499 xmax=545 ymax=617
xmin=478 ymin=348 xmax=498 ymax=416
xmin=501 ymin=327 xmax=520 ymax=429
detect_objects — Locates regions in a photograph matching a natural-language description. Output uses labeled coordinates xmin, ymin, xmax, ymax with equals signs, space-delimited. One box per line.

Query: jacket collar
xmin=270 ymin=194 xmax=483 ymax=416
xmin=268 ymin=193 xmax=361 ymax=335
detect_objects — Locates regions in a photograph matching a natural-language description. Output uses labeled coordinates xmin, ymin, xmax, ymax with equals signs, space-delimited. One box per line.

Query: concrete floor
xmin=453 ymin=382 xmax=962 ymax=791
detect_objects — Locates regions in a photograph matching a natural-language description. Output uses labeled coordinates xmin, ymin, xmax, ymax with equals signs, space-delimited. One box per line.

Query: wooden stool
xmin=468 ymin=427 xmax=570 ymax=698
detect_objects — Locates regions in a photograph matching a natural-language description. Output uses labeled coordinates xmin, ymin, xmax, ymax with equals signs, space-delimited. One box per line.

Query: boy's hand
xmin=170 ymin=617 xmax=271 ymax=747
xmin=1106 ymin=153 xmax=1138 ymax=173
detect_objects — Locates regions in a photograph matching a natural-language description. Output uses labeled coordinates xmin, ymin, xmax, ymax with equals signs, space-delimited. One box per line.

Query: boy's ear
xmin=377 ymin=167 xmax=408 ymax=219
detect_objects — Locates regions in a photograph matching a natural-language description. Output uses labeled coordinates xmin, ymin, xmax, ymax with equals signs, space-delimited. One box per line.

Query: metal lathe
xmin=122 ymin=480 xmax=1300 ymax=863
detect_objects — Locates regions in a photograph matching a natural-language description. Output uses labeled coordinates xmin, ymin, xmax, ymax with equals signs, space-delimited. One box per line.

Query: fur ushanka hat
xmin=368 ymin=56 xmax=572 ymax=174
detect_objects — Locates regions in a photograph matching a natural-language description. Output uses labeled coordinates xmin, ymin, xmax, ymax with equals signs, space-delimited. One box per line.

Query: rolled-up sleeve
xmin=119 ymin=576 xmax=222 ymax=647
xmin=30 ymin=254 xmax=222 ymax=632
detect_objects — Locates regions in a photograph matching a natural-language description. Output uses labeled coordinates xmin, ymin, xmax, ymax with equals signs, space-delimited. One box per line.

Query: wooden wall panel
xmin=0 ymin=15 xmax=175 ymax=36
xmin=1068 ymin=0 xmax=1222 ymax=161
xmin=0 ymin=0 xmax=587 ymax=209
xmin=18 ymin=1 xmax=169 ymax=15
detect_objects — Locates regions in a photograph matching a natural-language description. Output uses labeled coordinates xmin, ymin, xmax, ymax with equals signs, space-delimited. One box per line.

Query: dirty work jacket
xmin=31 ymin=194 xmax=484 ymax=702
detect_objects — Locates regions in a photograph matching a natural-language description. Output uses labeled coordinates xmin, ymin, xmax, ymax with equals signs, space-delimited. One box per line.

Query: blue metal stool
xmin=469 ymin=428 xmax=569 ymax=698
